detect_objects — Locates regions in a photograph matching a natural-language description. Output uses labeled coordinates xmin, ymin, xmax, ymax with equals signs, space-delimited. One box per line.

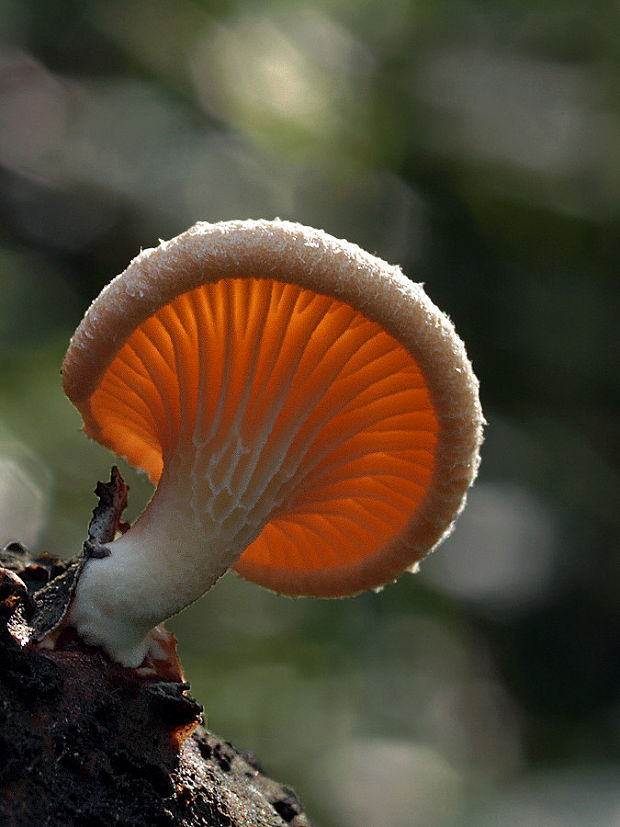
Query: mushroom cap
xmin=63 ymin=219 xmax=482 ymax=597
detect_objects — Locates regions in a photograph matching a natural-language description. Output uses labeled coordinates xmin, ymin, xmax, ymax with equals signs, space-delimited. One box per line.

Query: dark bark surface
xmin=0 ymin=545 xmax=312 ymax=826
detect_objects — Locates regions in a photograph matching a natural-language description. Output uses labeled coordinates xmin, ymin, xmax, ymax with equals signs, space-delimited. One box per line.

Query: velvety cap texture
xmin=63 ymin=219 xmax=483 ymax=596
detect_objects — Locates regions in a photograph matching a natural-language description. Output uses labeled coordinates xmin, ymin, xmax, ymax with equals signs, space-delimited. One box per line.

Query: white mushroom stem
xmin=68 ymin=440 xmax=280 ymax=667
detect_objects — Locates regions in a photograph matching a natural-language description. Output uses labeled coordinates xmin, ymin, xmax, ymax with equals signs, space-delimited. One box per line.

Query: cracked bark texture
xmin=0 ymin=546 xmax=312 ymax=826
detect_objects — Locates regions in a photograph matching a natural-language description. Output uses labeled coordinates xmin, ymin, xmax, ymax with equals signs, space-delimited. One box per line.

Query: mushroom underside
xmin=79 ymin=277 xmax=458 ymax=596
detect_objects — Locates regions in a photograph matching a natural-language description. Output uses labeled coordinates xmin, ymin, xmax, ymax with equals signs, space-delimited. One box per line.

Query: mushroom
xmin=62 ymin=219 xmax=483 ymax=668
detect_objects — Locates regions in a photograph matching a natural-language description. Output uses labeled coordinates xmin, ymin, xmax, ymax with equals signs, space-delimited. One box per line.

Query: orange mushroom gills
xmin=83 ymin=278 xmax=438 ymax=595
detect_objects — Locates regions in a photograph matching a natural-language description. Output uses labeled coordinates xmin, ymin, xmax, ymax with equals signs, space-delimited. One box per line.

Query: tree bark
xmin=0 ymin=541 xmax=312 ymax=826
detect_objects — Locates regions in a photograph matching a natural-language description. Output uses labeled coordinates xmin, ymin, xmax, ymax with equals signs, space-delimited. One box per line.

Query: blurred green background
xmin=0 ymin=1 xmax=618 ymax=824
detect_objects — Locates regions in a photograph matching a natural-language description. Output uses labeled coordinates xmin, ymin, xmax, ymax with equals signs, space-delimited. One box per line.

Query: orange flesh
xmin=86 ymin=279 xmax=438 ymax=588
